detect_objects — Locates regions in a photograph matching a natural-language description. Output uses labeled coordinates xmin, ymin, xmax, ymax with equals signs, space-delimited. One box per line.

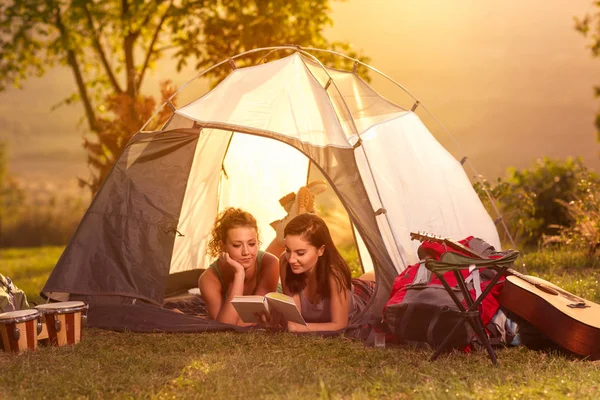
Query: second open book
xmin=231 ymin=292 xmax=307 ymax=326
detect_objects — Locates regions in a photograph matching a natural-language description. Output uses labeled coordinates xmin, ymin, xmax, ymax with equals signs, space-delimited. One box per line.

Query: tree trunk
xmin=55 ymin=7 xmax=98 ymax=132
xmin=124 ymin=34 xmax=137 ymax=98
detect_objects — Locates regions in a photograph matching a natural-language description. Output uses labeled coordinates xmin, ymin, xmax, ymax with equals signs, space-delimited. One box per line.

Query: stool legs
xmin=429 ymin=268 xmax=508 ymax=364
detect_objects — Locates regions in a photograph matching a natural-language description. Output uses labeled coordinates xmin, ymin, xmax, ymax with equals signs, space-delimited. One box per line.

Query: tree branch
xmin=54 ymin=6 xmax=98 ymax=132
xmin=154 ymin=44 xmax=179 ymax=53
xmin=121 ymin=0 xmax=136 ymax=97
xmin=136 ymin=1 xmax=174 ymax=91
xmin=82 ymin=0 xmax=123 ymax=94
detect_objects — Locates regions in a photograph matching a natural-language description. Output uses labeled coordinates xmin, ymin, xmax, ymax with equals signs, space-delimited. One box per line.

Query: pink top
xmin=298 ymin=287 xmax=356 ymax=323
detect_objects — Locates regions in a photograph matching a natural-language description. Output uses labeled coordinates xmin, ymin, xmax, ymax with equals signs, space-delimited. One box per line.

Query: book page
xmin=231 ymin=296 xmax=267 ymax=323
xmin=265 ymin=293 xmax=307 ymax=326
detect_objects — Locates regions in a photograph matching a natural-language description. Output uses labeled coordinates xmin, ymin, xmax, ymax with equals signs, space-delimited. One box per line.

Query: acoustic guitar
xmin=410 ymin=231 xmax=600 ymax=360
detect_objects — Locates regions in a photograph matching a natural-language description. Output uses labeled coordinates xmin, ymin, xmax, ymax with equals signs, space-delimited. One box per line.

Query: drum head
xmin=35 ymin=301 xmax=86 ymax=314
xmin=0 ymin=309 xmax=39 ymax=323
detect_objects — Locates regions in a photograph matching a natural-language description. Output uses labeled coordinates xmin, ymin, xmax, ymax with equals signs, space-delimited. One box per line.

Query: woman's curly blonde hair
xmin=207 ymin=207 xmax=260 ymax=258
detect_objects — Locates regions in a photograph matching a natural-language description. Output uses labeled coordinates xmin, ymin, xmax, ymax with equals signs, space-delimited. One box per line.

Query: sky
xmin=1 ymin=0 xmax=599 ymax=194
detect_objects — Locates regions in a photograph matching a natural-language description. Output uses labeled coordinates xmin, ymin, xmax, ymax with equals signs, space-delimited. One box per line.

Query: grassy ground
xmin=2 ymin=246 xmax=63 ymax=304
xmin=1 ymin=246 xmax=600 ymax=399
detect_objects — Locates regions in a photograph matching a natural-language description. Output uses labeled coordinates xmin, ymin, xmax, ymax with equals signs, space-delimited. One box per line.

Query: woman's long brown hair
xmin=283 ymin=214 xmax=351 ymax=298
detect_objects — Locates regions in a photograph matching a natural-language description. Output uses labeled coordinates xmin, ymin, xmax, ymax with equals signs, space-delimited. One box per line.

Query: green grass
xmin=521 ymin=248 xmax=600 ymax=273
xmin=1 ymin=246 xmax=64 ymax=304
xmin=2 ymin=247 xmax=600 ymax=399
xmin=2 ymin=330 xmax=600 ymax=399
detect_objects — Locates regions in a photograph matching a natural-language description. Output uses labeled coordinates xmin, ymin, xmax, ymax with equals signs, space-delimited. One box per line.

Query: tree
xmin=1 ymin=0 xmax=369 ymax=193
xmin=576 ymin=7 xmax=600 ymax=143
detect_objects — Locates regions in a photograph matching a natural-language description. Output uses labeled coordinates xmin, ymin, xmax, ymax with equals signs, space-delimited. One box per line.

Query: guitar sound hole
xmin=535 ymin=284 xmax=559 ymax=296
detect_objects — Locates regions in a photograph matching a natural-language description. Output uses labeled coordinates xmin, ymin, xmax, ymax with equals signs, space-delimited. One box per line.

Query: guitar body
xmin=499 ymin=275 xmax=600 ymax=360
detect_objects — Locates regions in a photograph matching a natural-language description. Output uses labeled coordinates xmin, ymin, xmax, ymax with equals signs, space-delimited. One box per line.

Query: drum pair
xmin=0 ymin=301 xmax=88 ymax=353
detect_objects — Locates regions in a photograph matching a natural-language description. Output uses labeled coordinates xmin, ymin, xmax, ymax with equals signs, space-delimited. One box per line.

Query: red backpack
xmin=383 ymin=236 xmax=505 ymax=351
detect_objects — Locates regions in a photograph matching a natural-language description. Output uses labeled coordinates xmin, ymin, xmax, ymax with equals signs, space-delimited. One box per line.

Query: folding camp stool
xmin=424 ymin=250 xmax=519 ymax=364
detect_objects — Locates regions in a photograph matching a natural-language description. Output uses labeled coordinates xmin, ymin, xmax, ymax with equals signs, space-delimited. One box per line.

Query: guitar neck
xmin=410 ymin=232 xmax=486 ymax=259
xmin=506 ymin=268 xmax=583 ymax=303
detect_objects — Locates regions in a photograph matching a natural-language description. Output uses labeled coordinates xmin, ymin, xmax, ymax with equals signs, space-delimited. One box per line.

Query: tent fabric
xmin=303 ymin=58 xmax=407 ymax=133
xmin=86 ymin=302 xmax=248 ymax=333
xmin=42 ymin=50 xmax=501 ymax=333
xmin=177 ymin=55 xmax=350 ymax=146
xmin=44 ymin=130 xmax=200 ymax=305
xmin=353 ymin=112 xmax=501 ymax=266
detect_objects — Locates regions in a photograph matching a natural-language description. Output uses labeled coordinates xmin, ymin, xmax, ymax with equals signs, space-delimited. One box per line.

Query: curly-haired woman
xmin=198 ymin=207 xmax=279 ymax=325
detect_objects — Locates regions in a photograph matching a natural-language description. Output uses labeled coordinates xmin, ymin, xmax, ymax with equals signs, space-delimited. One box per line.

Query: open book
xmin=231 ymin=292 xmax=307 ymax=326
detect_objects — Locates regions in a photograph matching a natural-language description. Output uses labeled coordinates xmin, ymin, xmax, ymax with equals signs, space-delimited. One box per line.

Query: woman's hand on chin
xmin=287 ymin=321 xmax=310 ymax=333
xmin=220 ymin=252 xmax=245 ymax=275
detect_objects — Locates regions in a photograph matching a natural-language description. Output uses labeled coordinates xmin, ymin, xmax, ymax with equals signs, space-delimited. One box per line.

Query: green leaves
xmin=2 ymin=0 xmax=369 ymax=93
xmin=475 ymin=157 xmax=600 ymax=248
xmin=2 ymin=0 xmax=370 ymax=194
xmin=0 ymin=0 xmax=54 ymax=90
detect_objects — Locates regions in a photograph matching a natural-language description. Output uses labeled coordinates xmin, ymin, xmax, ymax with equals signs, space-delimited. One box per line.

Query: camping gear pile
xmin=40 ymin=46 xmax=502 ymax=334
xmin=383 ymin=236 xmax=519 ymax=360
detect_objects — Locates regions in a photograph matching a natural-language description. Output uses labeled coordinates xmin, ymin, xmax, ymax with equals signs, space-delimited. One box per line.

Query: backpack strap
xmin=464 ymin=265 xmax=482 ymax=299
xmin=427 ymin=307 xmax=444 ymax=346
xmin=413 ymin=260 xmax=431 ymax=285
xmin=398 ymin=303 xmax=415 ymax=340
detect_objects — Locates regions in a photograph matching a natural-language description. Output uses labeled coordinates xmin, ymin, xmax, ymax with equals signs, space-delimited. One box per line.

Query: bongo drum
xmin=35 ymin=301 xmax=88 ymax=347
xmin=0 ymin=309 xmax=41 ymax=353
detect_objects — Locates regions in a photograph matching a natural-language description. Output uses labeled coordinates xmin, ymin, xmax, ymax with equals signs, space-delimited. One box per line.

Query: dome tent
xmin=42 ymin=46 xmax=501 ymax=333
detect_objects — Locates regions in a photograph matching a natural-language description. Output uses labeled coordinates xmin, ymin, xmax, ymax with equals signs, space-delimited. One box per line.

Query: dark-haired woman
xmin=279 ymin=213 xmax=374 ymax=332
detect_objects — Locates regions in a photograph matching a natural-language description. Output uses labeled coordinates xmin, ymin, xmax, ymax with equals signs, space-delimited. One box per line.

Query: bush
xmin=545 ymin=179 xmax=600 ymax=256
xmin=474 ymin=157 xmax=599 ymax=248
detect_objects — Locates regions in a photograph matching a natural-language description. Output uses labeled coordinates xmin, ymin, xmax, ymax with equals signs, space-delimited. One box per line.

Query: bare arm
xmin=287 ymin=275 xmax=350 ymax=333
xmin=199 ymin=254 xmax=246 ymax=326
xmin=198 ymin=268 xmax=224 ymax=320
xmin=253 ymin=252 xmax=280 ymax=296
